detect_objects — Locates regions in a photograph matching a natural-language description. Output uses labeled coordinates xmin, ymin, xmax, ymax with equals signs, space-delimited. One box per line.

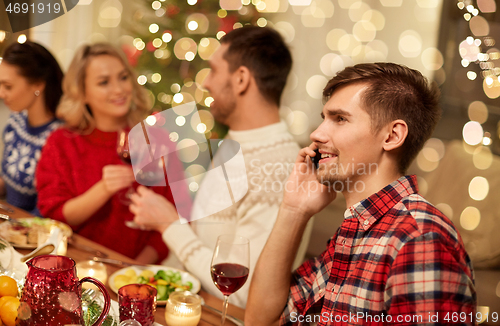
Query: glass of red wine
xmin=116 ymin=129 xmax=136 ymax=207
xmin=211 ymin=234 xmax=249 ymax=326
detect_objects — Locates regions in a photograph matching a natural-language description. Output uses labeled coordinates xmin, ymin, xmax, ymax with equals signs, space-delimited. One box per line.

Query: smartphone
xmin=311 ymin=149 xmax=320 ymax=169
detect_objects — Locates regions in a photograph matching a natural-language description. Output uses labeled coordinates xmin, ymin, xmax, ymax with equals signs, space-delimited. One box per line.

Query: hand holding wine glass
xmin=211 ymin=234 xmax=250 ymax=326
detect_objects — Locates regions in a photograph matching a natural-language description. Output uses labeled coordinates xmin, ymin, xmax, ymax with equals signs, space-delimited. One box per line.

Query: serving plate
xmin=108 ymin=265 xmax=201 ymax=305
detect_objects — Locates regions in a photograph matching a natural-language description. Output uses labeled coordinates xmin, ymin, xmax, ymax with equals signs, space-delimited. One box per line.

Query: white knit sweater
xmin=161 ymin=121 xmax=300 ymax=308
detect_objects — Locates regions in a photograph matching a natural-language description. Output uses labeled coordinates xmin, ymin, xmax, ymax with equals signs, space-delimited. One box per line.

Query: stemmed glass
xmin=116 ymin=129 xmax=135 ymax=203
xmin=211 ymin=234 xmax=249 ymax=326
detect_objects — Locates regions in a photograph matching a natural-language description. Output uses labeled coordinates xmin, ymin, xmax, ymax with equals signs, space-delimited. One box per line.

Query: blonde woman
xmin=36 ymin=43 xmax=171 ymax=263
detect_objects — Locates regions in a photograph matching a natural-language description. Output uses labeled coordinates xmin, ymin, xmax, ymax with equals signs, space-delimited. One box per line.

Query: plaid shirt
xmin=281 ymin=175 xmax=476 ymax=326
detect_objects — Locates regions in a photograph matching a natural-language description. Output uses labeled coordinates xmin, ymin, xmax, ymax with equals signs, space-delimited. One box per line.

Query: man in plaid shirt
xmin=246 ymin=63 xmax=476 ymax=325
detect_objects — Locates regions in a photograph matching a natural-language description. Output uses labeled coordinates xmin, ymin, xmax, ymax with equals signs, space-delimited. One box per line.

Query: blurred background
xmin=1 ymin=0 xmax=499 ymax=323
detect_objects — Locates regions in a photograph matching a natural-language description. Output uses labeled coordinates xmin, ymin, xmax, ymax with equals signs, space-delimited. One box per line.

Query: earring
xmin=34 ymin=90 xmax=40 ymax=96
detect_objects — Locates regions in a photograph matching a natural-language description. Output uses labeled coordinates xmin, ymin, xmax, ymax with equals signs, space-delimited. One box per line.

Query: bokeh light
xmin=473 ymin=146 xmax=493 ymax=170
xmin=326 ymin=29 xmax=347 ymax=51
xmin=149 ymin=23 xmax=160 ymax=33
xmin=152 ymin=1 xmax=161 ymax=9
xmin=361 ymin=10 xmax=385 ymax=31
xmin=288 ymin=111 xmax=309 ymax=135
xmin=162 ymin=32 xmax=173 ymax=43
xmin=338 ymin=34 xmax=361 ymax=56
xmin=301 ymin=6 xmax=325 ymax=27
xmin=468 ymin=176 xmax=489 ymax=201
xmin=274 ymin=21 xmax=295 ymax=43
xmin=195 ymin=68 xmax=211 ymax=87
xmin=338 ymin=0 xmax=356 ymax=9
xmin=416 ymin=150 xmax=439 ymax=172
xmin=398 ymin=30 xmax=422 ymax=58
xmin=463 ymin=121 xmax=484 ymax=145
xmin=416 ymin=0 xmax=437 ymax=8
xmin=185 ymin=13 xmax=209 ymax=34
xmin=459 ymin=39 xmax=480 ymax=62
xmin=151 ymin=73 xmax=161 ymax=83
xmin=306 ymin=75 xmax=329 ymax=99
xmin=98 ymin=0 xmax=122 ymax=28
xmin=379 ymin=0 xmax=402 ymax=6
xmin=468 ymin=101 xmax=489 ymax=124
xmin=421 ymin=48 xmax=444 ymax=71
xmin=177 ymin=139 xmax=199 ymax=163
xmin=467 ymin=71 xmax=477 ymax=80
xmin=191 ymin=110 xmax=215 ymax=133
xmin=220 ymin=0 xmax=242 ymax=10
xmin=417 ymin=176 xmax=428 ymax=196
xmin=198 ymin=38 xmax=220 ymax=60
xmin=352 ymin=21 xmax=376 ymax=43
xmin=460 ymin=206 xmax=481 ymax=231
xmin=483 ymin=78 xmax=500 ymax=99
xmin=348 ymin=1 xmax=371 ymax=22
xmin=137 ymin=75 xmax=147 ymax=85
xmin=477 ymin=0 xmax=496 ymax=13
xmin=185 ymin=164 xmax=206 ymax=184
xmin=469 ymin=15 xmax=490 ymax=36
xmin=174 ymin=38 xmax=198 ymax=61
xmin=423 ymin=138 xmax=445 ymax=161
xmin=289 ymin=0 xmax=312 ymax=6
xmin=436 ymin=203 xmax=453 ymax=220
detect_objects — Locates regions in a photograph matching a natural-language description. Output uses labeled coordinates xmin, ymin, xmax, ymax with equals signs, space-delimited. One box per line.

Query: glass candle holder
xmin=165 ymin=291 xmax=202 ymax=326
xmin=119 ymin=284 xmax=157 ymax=326
xmin=76 ymin=260 xmax=108 ymax=290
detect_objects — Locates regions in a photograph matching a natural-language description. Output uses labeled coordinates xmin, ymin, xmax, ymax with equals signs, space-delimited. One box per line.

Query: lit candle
xmin=76 ymin=260 xmax=108 ymax=290
xmin=165 ymin=291 xmax=202 ymax=326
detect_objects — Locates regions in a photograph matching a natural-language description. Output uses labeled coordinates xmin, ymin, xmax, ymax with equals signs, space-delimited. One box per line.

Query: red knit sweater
xmin=36 ymin=128 xmax=171 ymax=262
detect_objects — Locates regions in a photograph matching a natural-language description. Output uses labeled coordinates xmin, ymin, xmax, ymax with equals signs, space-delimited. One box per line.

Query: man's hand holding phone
xmin=281 ymin=144 xmax=336 ymax=219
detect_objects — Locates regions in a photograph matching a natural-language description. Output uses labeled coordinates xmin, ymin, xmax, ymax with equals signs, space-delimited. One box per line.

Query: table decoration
xmin=77 ymin=260 xmax=109 ymax=289
xmin=118 ymin=284 xmax=157 ymax=326
xmin=19 ymin=255 xmax=110 ymax=326
xmin=165 ymin=291 xmax=201 ymax=326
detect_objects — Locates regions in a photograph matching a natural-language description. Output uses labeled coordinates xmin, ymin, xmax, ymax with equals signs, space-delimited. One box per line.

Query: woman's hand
xmin=101 ymin=165 xmax=135 ymax=195
xmin=129 ymin=186 xmax=179 ymax=233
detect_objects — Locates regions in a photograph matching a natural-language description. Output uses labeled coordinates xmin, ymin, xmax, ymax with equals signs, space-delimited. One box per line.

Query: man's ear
xmin=382 ymin=119 xmax=408 ymax=152
xmin=233 ymin=66 xmax=251 ymax=95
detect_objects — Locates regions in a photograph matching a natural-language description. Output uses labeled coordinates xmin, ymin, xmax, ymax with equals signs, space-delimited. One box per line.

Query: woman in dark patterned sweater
xmin=0 ymin=41 xmax=63 ymax=215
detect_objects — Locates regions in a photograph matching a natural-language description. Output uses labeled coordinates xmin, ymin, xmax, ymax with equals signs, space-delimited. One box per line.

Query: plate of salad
xmin=108 ymin=265 xmax=200 ymax=305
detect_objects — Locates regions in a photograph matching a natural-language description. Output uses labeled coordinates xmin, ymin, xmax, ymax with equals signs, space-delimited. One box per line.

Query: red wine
xmin=211 ymin=263 xmax=249 ymax=296
xmin=119 ymin=151 xmax=132 ymax=165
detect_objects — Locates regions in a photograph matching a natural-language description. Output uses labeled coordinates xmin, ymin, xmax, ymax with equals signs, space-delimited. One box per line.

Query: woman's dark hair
xmin=2 ymin=41 xmax=64 ymax=115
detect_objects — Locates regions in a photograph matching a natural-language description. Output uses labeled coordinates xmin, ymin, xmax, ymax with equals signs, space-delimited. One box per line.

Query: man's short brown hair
xmin=221 ymin=26 xmax=292 ymax=107
xmin=323 ymin=62 xmax=441 ymax=174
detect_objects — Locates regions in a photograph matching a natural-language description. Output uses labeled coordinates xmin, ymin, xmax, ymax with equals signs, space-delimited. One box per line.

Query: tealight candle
xmin=165 ymin=291 xmax=202 ymax=326
xmin=76 ymin=260 xmax=108 ymax=290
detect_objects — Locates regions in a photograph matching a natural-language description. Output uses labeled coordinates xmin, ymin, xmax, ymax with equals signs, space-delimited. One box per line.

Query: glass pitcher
xmin=18 ymin=255 xmax=110 ymax=325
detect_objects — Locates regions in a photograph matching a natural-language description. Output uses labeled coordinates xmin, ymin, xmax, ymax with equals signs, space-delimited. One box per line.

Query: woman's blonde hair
xmin=57 ymin=43 xmax=150 ymax=132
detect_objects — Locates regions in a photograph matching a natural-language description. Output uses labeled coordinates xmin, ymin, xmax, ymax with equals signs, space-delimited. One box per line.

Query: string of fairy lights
xmin=457 ymin=0 xmax=500 ymax=99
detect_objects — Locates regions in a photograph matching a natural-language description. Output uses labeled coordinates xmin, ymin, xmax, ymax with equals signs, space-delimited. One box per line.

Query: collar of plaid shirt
xmin=281 ymin=175 xmax=476 ymax=326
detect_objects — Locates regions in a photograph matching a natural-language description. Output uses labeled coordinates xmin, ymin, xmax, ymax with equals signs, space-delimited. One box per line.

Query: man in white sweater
xmin=130 ymin=26 xmax=301 ymax=308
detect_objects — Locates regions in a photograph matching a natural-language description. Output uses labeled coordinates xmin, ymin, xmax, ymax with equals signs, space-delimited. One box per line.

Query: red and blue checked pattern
xmin=281 ymin=175 xmax=476 ymax=326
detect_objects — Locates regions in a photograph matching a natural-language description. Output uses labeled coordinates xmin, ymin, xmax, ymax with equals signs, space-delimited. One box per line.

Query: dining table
xmin=0 ymin=200 xmax=245 ymax=326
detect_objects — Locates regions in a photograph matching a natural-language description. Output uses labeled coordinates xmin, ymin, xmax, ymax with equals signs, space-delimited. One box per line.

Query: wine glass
xmin=117 ymin=129 xmax=135 ymax=201
xmin=211 ymin=234 xmax=249 ymax=326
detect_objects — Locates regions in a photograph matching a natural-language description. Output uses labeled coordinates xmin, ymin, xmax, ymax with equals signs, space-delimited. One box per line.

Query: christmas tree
xmin=123 ymin=0 xmax=268 ymax=138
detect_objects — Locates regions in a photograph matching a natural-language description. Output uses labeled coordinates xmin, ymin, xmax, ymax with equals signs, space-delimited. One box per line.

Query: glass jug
xmin=19 ymin=255 xmax=110 ymax=325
